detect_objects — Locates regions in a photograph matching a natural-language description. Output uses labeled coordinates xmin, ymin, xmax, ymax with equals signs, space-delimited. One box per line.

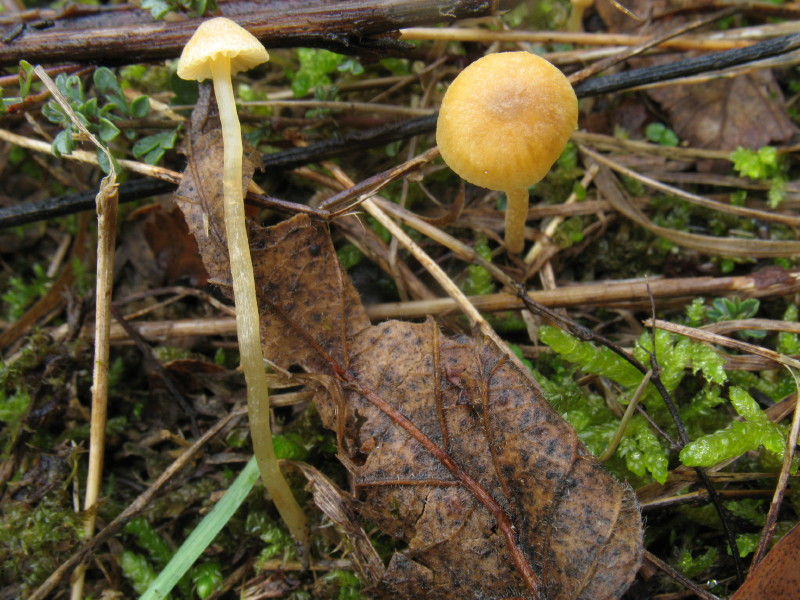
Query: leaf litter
xmin=175 ymin=106 xmax=644 ymax=598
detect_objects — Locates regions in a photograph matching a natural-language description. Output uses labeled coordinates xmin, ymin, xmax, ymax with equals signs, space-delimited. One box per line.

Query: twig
xmin=0 ymin=0 xmax=520 ymax=67
xmin=599 ymin=370 xmax=652 ymax=462
xmin=573 ymin=32 xmax=800 ymax=97
xmin=643 ymin=550 xmax=722 ymax=600
xmin=399 ymin=27 xmax=752 ymax=51
xmin=33 ymin=64 xmax=121 ymax=600
xmin=0 ymin=128 xmax=181 ymax=183
xmin=0 ymin=177 xmax=175 ymax=229
xmin=581 ymin=144 xmax=800 ymax=227
xmin=645 ymin=319 xmax=800 ymax=371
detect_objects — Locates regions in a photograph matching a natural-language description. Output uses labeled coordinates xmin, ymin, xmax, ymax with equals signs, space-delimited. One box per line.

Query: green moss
xmin=0 ymin=495 xmax=83 ymax=593
xmin=677 ymin=546 xmax=718 ymax=578
xmin=680 ymin=387 xmax=786 ymax=467
xmin=122 ymin=550 xmax=161 ymax=595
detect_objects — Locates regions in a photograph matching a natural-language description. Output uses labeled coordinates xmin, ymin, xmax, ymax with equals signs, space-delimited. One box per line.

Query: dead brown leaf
xmin=596 ymin=0 xmax=797 ymax=151
xmin=142 ymin=207 xmax=208 ymax=287
xmin=174 ymin=100 xmax=262 ymax=288
xmin=174 ymin=106 xmax=643 ymax=599
xmin=186 ymin=212 xmax=642 ymax=598
xmin=731 ymin=521 xmax=800 ymax=600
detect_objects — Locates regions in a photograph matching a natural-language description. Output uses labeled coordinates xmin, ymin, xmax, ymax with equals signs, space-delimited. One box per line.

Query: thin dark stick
xmin=261 ymin=114 xmax=438 ymax=170
xmin=0 ymin=178 xmax=175 ymax=229
xmin=643 ymin=550 xmax=722 ymax=600
xmin=0 ymin=0 xmax=521 ymax=67
xmin=643 ymin=278 xmax=742 ymax=585
xmin=263 ymin=31 xmax=800 ymax=169
xmin=568 ymin=5 xmax=741 ymax=85
xmin=572 ymin=32 xmax=800 ymax=97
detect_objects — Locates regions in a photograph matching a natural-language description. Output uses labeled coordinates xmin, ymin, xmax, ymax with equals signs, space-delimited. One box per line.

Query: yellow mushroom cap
xmin=436 ymin=52 xmax=578 ymax=191
xmin=177 ymin=17 xmax=269 ymax=81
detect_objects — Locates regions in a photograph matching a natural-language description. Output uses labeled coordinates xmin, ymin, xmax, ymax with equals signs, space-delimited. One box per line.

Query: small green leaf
xmin=124 ymin=517 xmax=173 ymax=568
xmin=734 ymin=532 xmax=761 ymax=558
xmin=83 ymin=97 xmax=98 ymax=118
xmin=337 ymin=243 xmax=364 ymax=270
xmin=540 ymin=326 xmax=643 ymax=388
xmin=617 ymin=419 xmax=669 ymax=483
xmin=143 ymin=147 xmax=166 ymax=165
xmin=130 ymin=95 xmax=151 ymax=118
xmin=338 ymin=57 xmax=364 ymax=75
xmin=52 ymin=129 xmax=74 ymax=157
xmin=677 ymin=546 xmax=719 ymax=578
xmin=96 ymin=148 xmax=114 ymax=175
xmin=645 ymin=122 xmax=679 ymax=147
xmin=60 ymin=74 xmax=85 ymax=104
xmin=121 ymin=551 xmax=159 ymax=595
xmin=18 ymin=60 xmax=34 ymax=97
xmin=42 ymin=100 xmax=67 ymax=125
xmin=680 ymin=417 xmax=785 ymax=468
xmin=191 ymin=561 xmax=222 ymax=599
xmin=98 ymin=117 xmax=121 ymax=142
xmin=690 ymin=343 xmax=727 ymax=385
xmin=94 ymin=67 xmax=123 ymax=97
xmin=132 ymin=129 xmax=178 ymax=161
xmin=730 ymin=386 xmax=770 ymax=425
xmin=0 ymin=390 xmax=30 ymax=424
xmin=142 ymin=0 xmax=175 ymax=18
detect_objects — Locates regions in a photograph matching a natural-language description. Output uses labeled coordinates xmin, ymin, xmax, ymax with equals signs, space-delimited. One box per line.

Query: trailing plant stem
xmin=211 ymin=61 xmax=307 ymax=547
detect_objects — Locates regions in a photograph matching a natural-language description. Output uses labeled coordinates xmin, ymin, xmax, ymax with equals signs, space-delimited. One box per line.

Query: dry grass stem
xmin=399 ymin=27 xmax=754 ymax=51
xmin=582 ymin=143 xmax=800 ymax=226
xmin=645 ymin=319 xmax=800 ymax=371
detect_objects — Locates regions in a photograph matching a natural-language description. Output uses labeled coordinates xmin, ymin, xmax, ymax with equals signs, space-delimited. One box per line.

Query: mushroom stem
xmin=568 ymin=0 xmax=593 ymax=32
xmin=504 ymin=188 xmax=529 ymax=254
xmin=210 ymin=60 xmax=307 ymax=545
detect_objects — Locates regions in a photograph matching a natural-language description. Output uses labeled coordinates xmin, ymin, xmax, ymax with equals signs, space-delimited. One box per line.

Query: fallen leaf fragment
xmin=250 ymin=216 xmax=643 ymax=599
xmin=731 ymin=521 xmax=800 ymax=600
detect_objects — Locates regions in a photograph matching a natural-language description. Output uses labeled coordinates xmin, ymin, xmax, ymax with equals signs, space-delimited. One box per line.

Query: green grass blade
xmin=139 ymin=456 xmax=260 ymax=600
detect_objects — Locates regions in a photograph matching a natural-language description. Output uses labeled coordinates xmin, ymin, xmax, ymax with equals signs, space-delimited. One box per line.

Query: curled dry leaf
xmin=174 ymin=122 xmax=643 ymax=598
xmin=731 ymin=521 xmax=800 ymax=600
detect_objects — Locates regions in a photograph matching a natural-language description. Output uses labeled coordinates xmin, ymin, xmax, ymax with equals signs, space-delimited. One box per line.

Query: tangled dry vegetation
xmin=1 ymin=0 xmax=800 ymax=599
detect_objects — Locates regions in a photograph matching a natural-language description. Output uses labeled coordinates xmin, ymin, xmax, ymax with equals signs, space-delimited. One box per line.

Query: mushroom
xmin=436 ymin=52 xmax=578 ymax=254
xmin=177 ymin=18 xmax=306 ymax=543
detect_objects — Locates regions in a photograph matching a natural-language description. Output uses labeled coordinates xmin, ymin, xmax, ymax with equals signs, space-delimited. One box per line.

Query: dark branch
xmin=0 ymin=0 xmax=520 ymax=67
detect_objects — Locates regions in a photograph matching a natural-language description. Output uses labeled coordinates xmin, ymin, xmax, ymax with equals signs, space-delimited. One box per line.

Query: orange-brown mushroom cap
xmin=177 ymin=17 xmax=269 ymax=81
xmin=436 ymin=52 xmax=578 ymax=192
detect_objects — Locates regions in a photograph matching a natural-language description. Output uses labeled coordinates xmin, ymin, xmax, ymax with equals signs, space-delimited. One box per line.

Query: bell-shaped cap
xmin=177 ymin=17 xmax=269 ymax=81
xmin=436 ymin=52 xmax=577 ymax=192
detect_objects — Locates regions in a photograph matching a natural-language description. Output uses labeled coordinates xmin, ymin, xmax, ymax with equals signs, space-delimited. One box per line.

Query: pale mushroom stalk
xmin=178 ymin=18 xmax=306 ymax=546
xmin=568 ymin=0 xmax=594 ymax=32
xmin=504 ymin=188 xmax=529 ymax=255
xmin=212 ymin=61 xmax=305 ymax=542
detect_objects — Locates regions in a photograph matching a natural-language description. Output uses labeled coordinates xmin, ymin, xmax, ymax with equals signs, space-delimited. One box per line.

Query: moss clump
xmin=0 ymin=493 xmax=83 ymax=594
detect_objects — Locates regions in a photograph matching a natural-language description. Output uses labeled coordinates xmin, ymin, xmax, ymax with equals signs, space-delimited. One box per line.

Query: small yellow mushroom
xmin=177 ymin=18 xmax=306 ymax=545
xmin=436 ymin=52 xmax=578 ymax=254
